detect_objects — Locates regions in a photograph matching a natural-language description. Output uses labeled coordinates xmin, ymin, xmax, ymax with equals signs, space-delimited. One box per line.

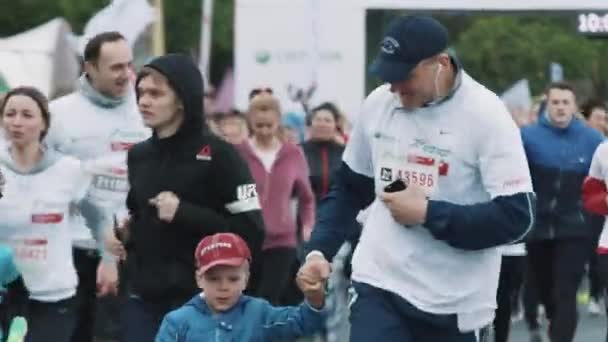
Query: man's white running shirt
xmin=345 ymin=72 xmax=533 ymax=331
xmin=47 ymin=91 xmax=149 ymax=251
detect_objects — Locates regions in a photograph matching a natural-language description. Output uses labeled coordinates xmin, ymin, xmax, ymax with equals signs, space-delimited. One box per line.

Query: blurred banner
xmin=234 ymin=0 xmax=365 ymax=116
xmin=78 ymin=0 xmax=155 ymax=56
xmin=0 ymin=18 xmax=79 ymax=99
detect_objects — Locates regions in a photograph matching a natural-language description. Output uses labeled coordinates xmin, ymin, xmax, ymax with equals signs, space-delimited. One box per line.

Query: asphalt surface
xmin=509 ymin=309 xmax=605 ymax=342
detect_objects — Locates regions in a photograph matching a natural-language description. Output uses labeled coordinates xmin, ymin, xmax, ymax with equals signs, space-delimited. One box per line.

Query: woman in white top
xmin=0 ymin=87 xmax=104 ymax=342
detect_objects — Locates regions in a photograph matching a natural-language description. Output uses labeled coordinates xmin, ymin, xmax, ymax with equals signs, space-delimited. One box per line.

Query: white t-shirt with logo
xmin=47 ymin=92 xmax=149 ymax=249
xmin=345 ymin=72 xmax=533 ymax=331
xmin=0 ymin=154 xmax=91 ymax=302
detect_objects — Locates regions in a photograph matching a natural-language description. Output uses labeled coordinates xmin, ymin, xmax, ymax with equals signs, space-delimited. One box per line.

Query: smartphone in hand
xmin=384 ymin=179 xmax=407 ymax=193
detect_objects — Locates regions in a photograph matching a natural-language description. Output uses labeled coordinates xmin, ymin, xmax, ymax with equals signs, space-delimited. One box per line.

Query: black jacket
xmin=300 ymin=140 xmax=344 ymax=205
xmin=126 ymin=54 xmax=265 ymax=301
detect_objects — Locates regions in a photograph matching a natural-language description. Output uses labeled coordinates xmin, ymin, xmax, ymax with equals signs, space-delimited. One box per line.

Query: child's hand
xmin=296 ymin=271 xmax=326 ymax=309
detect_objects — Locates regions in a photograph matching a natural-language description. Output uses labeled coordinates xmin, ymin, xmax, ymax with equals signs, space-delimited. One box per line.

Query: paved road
xmin=510 ymin=310 xmax=605 ymax=342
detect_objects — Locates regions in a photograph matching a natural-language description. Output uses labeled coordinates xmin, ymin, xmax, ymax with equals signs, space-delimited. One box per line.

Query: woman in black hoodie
xmin=120 ymin=54 xmax=265 ymax=341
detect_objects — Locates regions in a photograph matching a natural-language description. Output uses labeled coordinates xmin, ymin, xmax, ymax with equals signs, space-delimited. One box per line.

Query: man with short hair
xmin=299 ymin=15 xmax=535 ymax=342
xmin=522 ymin=82 xmax=604 ymax=342
xmin=46 ymin=31 xmax=149 ymax=342
xmin=122 ymin=53 xmax=265 ymax=341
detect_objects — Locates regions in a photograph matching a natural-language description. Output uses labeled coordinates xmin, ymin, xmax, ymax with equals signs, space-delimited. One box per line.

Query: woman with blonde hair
xmin=235 ymin=92 xmax=315 ymax=304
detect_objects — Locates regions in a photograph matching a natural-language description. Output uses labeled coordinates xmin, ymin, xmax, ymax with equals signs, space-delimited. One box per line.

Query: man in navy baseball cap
xmin=368 ymin=15 xmax=458 ymax=110
xmin=300 ymin=13 xmax=532 ymax=342
xmin=370 ymin=15 xmax=448 ymax=83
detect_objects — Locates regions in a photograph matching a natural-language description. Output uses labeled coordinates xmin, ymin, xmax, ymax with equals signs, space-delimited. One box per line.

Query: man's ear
xmin=437 ymin=53 xmax=450 ymax=68
xmin=83 ymin=61 xmax=96 ymax=76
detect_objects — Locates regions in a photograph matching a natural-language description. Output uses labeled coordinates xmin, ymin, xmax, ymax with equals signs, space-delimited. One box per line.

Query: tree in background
xmin=365 ymin=11 xmax=607 ymax=100
xmin=455 ymin=15 xmax=605 ymax=98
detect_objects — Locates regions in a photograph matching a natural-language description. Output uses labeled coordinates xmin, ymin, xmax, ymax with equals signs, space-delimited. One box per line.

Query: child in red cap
xmin=155 ymin=233 xmax=326 ymax=341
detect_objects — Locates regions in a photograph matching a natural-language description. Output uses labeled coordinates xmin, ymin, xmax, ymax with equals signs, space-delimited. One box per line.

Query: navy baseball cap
xmin=369 ymin=16 xmax=448 ymax=83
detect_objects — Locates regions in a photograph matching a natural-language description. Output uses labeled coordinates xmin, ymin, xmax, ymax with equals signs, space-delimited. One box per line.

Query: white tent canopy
xmin=0 ymin=18 xmax=79 ymax=98
xmin=235 ymin=0 xmax=608 ymax=117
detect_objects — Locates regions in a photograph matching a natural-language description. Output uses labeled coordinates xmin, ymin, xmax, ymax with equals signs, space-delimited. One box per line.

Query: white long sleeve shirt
xmin=0 ymin=148 xmax=94 ymax=301
xmin=46 ymin=81 xmax=149 ymax=251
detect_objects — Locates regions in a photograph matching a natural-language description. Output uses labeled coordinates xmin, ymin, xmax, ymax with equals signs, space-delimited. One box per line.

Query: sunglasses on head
xmin=249 ymin=87 xmax=273 ymax=100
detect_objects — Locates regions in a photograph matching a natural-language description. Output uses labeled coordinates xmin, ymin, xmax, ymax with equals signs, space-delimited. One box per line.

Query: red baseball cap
xmin=194 ymin=233 xmax=251 ymax=273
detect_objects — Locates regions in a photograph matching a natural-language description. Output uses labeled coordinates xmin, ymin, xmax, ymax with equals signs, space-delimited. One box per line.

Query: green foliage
xmin=454 ymin=15 xmax=603 ymax=96
xmin=57 ymin=0 xmax=110 ymax=32
xmin=0 ymin=0 xmax=108 ymax=35
xmin=163 ymin=0 xmax=234 ymax=84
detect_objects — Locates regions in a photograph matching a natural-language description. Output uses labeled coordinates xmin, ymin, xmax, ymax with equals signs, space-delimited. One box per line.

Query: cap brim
xmin=198 ymin=257 xmax=248 ymax=274
xmin=369 ymin=57 xmax=417 ymax=83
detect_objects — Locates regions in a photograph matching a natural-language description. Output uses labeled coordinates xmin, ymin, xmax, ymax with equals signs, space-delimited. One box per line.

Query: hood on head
xmin=136 ymin=53 xmax=205 ymax=134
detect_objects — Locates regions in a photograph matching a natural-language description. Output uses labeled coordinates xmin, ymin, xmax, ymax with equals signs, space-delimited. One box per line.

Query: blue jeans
xmin=349 ymin=282 xmax=490 ymax=342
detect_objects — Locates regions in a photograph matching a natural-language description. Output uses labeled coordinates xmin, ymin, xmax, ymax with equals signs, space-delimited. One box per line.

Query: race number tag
xmin=378 ymin=148 xmax=439 ymax=196
xmin=401 ymin=153 xmax=438 ymax=196
xmin=14 ymin=237 xmax=48 ymax=272
xmin=16 ymin=200 xmax=64 ymax=271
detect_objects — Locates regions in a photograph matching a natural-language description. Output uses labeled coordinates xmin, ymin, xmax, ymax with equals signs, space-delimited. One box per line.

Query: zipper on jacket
xmin=578 ymin=211 xmax=586 ymax=225
xmin=549 ymin=196 xmax=557 ymax=240
xmin=321 ymin=146 xmax=329 ymax=197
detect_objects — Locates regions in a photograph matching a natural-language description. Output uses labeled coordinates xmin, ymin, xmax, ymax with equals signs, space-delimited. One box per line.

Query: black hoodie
xmin=126 ymin=54 xmax=265 ymax=301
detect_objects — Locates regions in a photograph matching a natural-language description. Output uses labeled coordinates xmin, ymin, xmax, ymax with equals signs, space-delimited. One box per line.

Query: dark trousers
xmin=523 ymin=261 xmax=542 ymax=330
xmin=95 ymin=261 xmax=129 ymax=340
xmin=589 ymin=250 xmax=603 ymax=301
xmin=120 ymin=296 xmax=185 ymax=342
xmin=349 ymin=281 xmax=490 ymax=342
xmin=526 ymin=238 xmax=593 ymax=342
xmin=256 ymin=247 xmax=297 ymax=305
xmin=70 ymin=247 xmax=100 ymax=342
xmin=494 ymin=255 xmax=524 ymax=342
xmin=25 ymin=297 xmax=77 ymax=342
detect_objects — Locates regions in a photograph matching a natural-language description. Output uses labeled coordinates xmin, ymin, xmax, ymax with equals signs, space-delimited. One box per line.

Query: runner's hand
xmin=149 ymin=191 xmax=180 ymax=222
xmin=97 ymin=261 xmax=119 ymax=297
xmin=380 ymin=184 xmax=428 ymax=226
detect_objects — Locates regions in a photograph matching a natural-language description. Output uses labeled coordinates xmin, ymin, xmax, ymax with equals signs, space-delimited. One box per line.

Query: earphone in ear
xmin=436 ymin=63 xmax=443 ymax=75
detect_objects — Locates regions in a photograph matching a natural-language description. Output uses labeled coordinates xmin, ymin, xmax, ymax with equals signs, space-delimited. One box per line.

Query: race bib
xmin=378 ymin=146 xmax=444 ymax=197
xmin=14 ymin=237 xmax=48 ymax=271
